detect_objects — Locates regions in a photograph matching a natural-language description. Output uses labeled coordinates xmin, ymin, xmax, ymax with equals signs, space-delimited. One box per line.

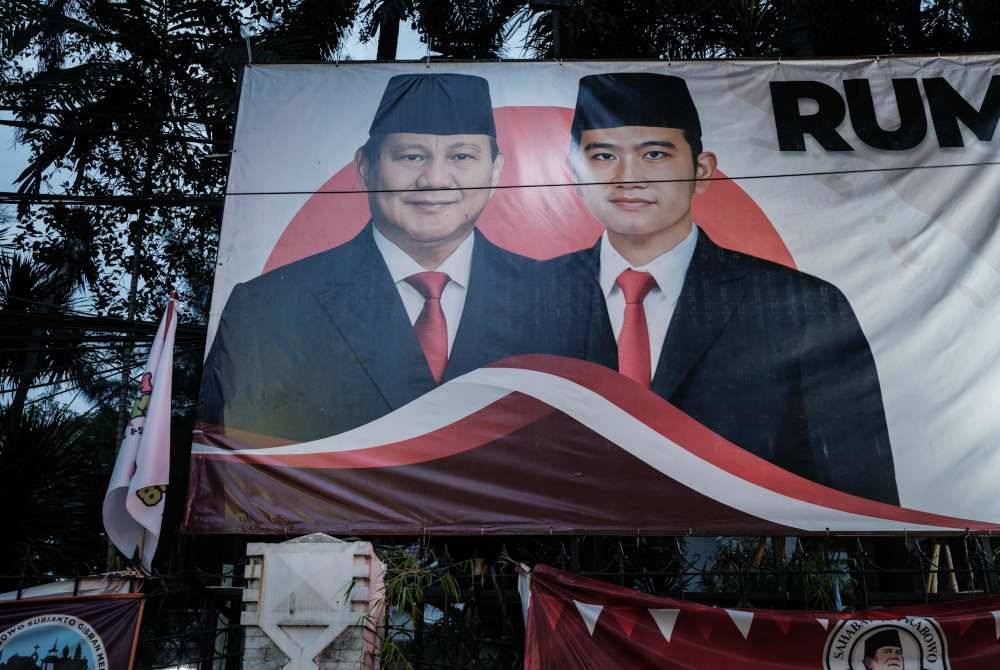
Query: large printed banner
xmin=185 ymin=58 xmax=1000 ymax=534
xmin=0 ymin=595 xmax=144 ymax=670
xmin=522 ymin=564 xmax=1000 ymax=669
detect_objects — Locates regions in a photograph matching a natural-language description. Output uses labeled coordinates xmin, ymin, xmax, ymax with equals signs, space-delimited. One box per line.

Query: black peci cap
xmin=369 ymin=73 xmax=496 ymax=137
xmin=570 ymin=73 xmax=701 ymax=144
xmin=864 ymin=629 xmax=903 ymax=658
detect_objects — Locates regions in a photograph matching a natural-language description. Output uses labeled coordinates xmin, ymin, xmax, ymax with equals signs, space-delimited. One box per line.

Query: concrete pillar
xmin=241 ymin=533 xmax=385 ymax=670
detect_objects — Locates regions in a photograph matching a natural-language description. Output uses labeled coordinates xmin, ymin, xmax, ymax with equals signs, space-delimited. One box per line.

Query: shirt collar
xmin=599 ymin=225 xmax=699 ymax=298
xmin=372 ymin=225 xmax=475 ymax=289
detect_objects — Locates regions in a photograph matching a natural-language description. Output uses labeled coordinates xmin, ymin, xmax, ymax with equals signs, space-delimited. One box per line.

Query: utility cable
xmin=3 ymin=158 xmax=999 ymax=207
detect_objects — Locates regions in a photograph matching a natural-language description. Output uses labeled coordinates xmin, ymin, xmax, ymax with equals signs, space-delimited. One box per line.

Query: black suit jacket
xmin=566 ymin=231 xmax=899 ymax=505
xmin=199 ymin=225 xmax=608 ymax=442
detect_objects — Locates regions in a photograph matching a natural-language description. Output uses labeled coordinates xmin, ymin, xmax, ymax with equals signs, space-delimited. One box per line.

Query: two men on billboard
xmin=199 ymin=74 xmax=606 ymax=442
xmin=200 ymin=69 xmax=898 ymax=507
xmin=566 ymin=72 xmax=898 ymax=504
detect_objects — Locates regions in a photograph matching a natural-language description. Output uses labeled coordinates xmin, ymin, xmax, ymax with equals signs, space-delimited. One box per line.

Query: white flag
xmin=102 ymin=294 xmax=179 ymax=571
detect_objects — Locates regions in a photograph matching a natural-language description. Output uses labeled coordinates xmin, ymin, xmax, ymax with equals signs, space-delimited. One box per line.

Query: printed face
xmin=865 ymin=645 xmax=904 ymax=670
xmin=572 ymin=126 xmax=715 ymax=240
xmin=358 ymin=133 xmax=503 ymax=250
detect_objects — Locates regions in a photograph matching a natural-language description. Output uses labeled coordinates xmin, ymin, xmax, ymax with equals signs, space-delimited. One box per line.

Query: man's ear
xmin=693 ymin=151 xmax=718 ymax=195
xmin=489 ymin=152 xmax=505 ymax=187
xmin=355 ymin=147 xmax=370 ymax=189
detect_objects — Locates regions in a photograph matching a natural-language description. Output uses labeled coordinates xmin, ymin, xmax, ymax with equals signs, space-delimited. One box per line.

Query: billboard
xmin=185 ymin=57 xmax=1000 ymax=534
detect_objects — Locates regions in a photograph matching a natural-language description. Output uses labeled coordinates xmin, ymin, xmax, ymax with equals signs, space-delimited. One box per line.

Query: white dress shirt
xmin=599 ymin=225 xmax=699 ymax=380
xmin=372 ymin=226 xmax=474 ymax=357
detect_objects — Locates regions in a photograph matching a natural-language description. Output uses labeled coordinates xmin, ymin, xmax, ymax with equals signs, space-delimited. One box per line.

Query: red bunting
xmin=523 ymin=564 xmax=1000 ymax=669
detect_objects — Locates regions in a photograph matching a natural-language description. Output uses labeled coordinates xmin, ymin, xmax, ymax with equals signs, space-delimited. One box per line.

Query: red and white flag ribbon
xmin=190 ymin=355 xmax=998 ymax=534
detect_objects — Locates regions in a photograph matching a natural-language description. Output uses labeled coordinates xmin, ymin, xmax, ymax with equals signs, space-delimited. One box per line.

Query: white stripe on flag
xmin=192 ymin=364 xmax=967 ymax=532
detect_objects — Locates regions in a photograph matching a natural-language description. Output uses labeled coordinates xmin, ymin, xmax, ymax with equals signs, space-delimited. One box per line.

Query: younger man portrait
xmin=566 ymin=72 xmax=899 ymax=504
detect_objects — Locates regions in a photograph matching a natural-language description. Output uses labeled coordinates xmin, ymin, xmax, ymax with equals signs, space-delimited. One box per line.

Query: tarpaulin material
xmin=522 ymin=564 xmax=1000 ymax=669
xmin=186 ymin=58 xmax=1000 ymax=534
xmin=0 ymin=594 xmax=144 ymax=669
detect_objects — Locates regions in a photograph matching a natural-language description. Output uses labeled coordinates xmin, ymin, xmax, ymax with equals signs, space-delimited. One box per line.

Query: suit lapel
xmin=579 ymin=242 xmax=619 ymax=369
xmin=310 ymin=225 xmax=437 ymax=409
xmin=446 ymin=232 xmax=520 ymax=379
xmin=651 ymin=231 xmax=745 ymax=399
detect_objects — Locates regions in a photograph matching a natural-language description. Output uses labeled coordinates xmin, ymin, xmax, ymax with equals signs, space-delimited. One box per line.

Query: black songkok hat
xmin=369 ymin=73 xmax=496 ymax=137
xmin=864 ymin=629 xmax=903 ymax=657
xmin=570 ymin=73 xmax=701 ymax=144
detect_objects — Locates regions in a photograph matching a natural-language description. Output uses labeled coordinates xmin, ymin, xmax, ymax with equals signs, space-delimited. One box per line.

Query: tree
xmin=0 ymin=234 xmax=104 ymax=427
xmin=509 ymin=0 xmax=998 ymax=59
xmin=0 ymin=402 xmax=114 ymax=577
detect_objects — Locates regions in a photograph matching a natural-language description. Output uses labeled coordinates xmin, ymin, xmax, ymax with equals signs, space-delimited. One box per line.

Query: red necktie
xmin=616 ymin=269 xmax=658 ymax=387
xmin=406 ymin=271 xmax=450 ymax=383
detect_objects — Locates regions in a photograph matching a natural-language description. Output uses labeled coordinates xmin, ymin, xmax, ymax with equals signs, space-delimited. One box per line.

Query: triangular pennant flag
xmin=649 ymin=609 xmax=680 ymax=643
xmin=773 ymin=614 xmax=792 ymax=636
xmin=695 ymin=610 xmax=717 ymax=641
xmin=817 ymin=618 xmax=830 ymax=630
xmin=992 ymin=611 xmax=1000 ymax=639
xmin=537 ymin=594 xmax=568 ymax=631
xmin=726 ymin=609 xmax=754 ymax=639
xmin=606 ymin=608 xmax=639 ymax=637
xmin=574 ymin=600 xmax=604 ymax=637
xmin=957 ymin=615 xmax=976 ymax=638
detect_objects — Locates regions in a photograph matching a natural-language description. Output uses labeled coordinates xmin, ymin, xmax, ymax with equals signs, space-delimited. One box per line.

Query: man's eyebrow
xmin=583 ymin=141 xmax=621 ymax=152
xmin=386 ymin=142 xmax=430 ymax=152
xmin=446 ymin=142 xmax=483 ymax=152
xmin=634 ymin=140 xmax=678 ymax=150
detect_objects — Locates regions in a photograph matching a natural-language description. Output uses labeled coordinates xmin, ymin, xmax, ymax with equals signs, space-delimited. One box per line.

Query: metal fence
xmin=2 ymin=534 xmax=998 ymax=669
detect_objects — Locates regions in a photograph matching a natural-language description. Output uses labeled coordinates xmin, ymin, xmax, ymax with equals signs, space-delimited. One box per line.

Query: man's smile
xmin=404 ymin=196 xmax=462 ymax=211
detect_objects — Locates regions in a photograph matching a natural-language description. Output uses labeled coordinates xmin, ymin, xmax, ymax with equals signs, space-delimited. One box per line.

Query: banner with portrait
xmin=0 ymin=594 xmax=144 ymax=670
xmin=522 ymin=564 xmax=1000 ymax=669
xmin=185 ymin=57 xmax=1000 ymax=535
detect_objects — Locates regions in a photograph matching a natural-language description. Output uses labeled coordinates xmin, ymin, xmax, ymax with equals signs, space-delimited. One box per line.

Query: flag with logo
xmin=103 ymin=294 xmax=179 ymax=571
xmin=0 ymin=594 xmax=144 ymax=669
xmin=522 ymin=564 xmax=1000 ymax=669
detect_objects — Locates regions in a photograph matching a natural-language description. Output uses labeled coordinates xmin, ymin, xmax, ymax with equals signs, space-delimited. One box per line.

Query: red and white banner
xmin=186 ymin=354 xmax=1000 ymax=534
xmin=522 ymin=564 xmax=1000 ymax=669
xmin=104 ymin=294 xmax=179 ymax=569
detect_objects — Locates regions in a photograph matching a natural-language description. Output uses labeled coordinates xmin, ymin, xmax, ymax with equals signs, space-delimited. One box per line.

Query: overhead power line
xmin=0 ymin=118 xmax=226 ymax=146
xmin=0 ymin=105 xmax=228 ymax=126
xmin=0 ymin=192 xmax=223 ymax=207
xmin=0 ymin=311 xmax=207 ymax=340
xmin=2 ymin=159 xmax=999 ymax=208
